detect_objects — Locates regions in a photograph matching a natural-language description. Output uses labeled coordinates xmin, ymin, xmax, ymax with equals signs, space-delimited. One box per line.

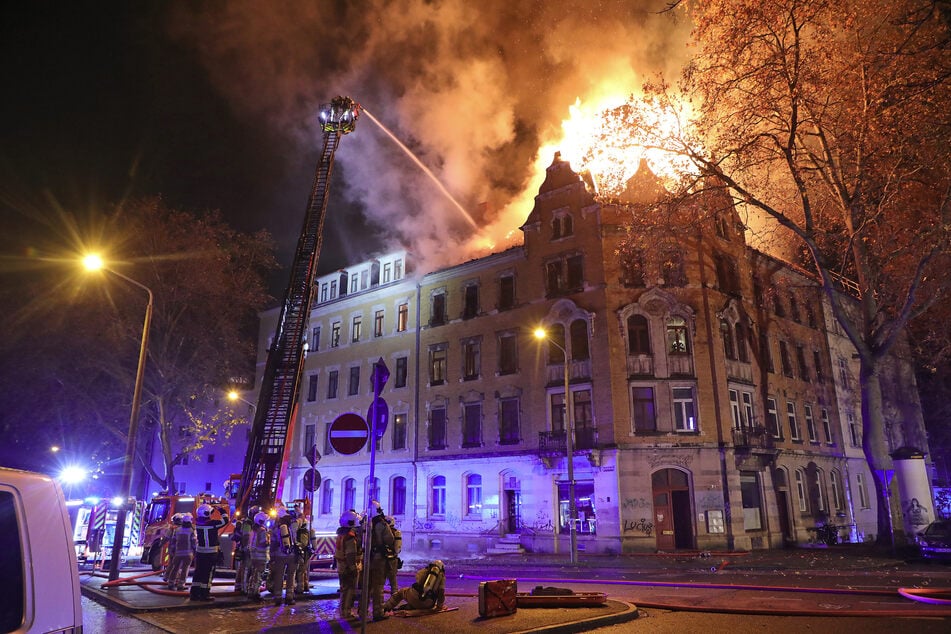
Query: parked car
xmin=915 ymin=519 xmax=951 ymax=561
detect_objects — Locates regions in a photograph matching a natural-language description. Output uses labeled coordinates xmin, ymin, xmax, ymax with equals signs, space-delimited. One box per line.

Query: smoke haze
xmin=168 ymin=0 xmax=692 ymax=273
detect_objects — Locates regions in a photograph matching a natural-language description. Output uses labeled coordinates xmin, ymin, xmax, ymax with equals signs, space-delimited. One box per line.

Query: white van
xmin=0 ymin=467 xmax=83 ymax=633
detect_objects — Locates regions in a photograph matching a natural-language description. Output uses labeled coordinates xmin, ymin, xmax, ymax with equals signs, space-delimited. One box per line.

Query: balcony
xmin=626 ymin=354 xmax=654 ymax=377
xmin=543 ymin=359 xmax=592 ymax=385
xmin=732 ymin=426 xmax=775 ymax=451
xmin=538 ymin=427 xmax=598 ymax=453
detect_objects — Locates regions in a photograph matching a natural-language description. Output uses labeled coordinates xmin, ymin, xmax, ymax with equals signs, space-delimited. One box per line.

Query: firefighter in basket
xmin=189 ymin=503 xmax=229 ymax=601
xmin=383 ymin=560 xmax=446 ymax=614
xmin=166 ymin=513 xmax=196 ymax=591
xmin=246 ymin=511 xmax=270 ymax=600
xmin=334 ymin=509 xmax=362 ymax=620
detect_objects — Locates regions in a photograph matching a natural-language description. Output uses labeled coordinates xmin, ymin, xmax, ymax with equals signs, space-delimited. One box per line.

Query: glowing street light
xmin=83 ymin=253 xmax=153 ymax=580
xmin=534 ymin=326 xmax=578 ymax=565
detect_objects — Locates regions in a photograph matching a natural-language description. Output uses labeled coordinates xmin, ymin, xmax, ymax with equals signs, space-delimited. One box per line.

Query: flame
xmin=552 ymin=93 xmax=698 ymax=197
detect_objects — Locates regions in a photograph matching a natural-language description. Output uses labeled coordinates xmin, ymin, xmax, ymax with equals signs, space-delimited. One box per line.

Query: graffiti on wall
xmin=622 ymin=497 xmax=652 ymax=510
xmin=530 ymin=510 xmax=554 ymax=533
xmin=623 ymin=518 xmax=654 ymax=536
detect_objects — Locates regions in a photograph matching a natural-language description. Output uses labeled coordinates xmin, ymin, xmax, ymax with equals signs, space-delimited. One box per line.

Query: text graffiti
xmin=623 ymin=518 xmax=654 ymax=536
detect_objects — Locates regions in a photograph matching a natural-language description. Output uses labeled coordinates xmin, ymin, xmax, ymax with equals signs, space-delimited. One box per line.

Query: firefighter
xmin=367 ymin=501 xmax=395 ymax=621
xmin=383 ymin=515 xmax=402 ymax=594
xmin=232 ymin=506 xmax=257 ymax=594
xmin=166 ymin=513 xmax=196 ymax=591
xmin=294 ymin=514 xmax=316 ymax=596
xmin=188 ymin=503 xmax=229 ymax=601
xmin=382 ymin=560 xmax=446 ymax=614
xmin=269 ymin=507 xmax=297 ymax=606
xmin=162 ymin=513 xmax=183 ymax=583
xmin=334 ymin=509 xmax=361 ymax=620
xmin=246 ymin=511 xmax=270 ymax=600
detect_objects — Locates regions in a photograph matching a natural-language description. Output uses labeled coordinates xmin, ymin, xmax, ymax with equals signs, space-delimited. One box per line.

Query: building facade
xmin=267 ymin=153 xmax=930 ymax=555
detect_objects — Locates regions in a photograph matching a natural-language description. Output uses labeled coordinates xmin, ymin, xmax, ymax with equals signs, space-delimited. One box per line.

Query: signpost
xmin=359 ymin=358 xmax=389 ymax=630
xmin=366 ymin=397 xmax=389 ymax=438
xmin=302 ymin=468 xmax=321 ymax=493
xmin=329 ymin=413 xmax=369 ymax=455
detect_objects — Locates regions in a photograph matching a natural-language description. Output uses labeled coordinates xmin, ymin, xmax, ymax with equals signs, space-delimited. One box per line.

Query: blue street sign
xmin=367 ymin=397 xmax=389 ymax=438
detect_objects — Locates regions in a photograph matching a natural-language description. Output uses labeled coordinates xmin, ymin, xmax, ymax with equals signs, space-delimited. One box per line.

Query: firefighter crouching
xmin=334 ymin=510 xmax=362 ymax=620
xmin=368 ymin=501 xmax=396 ymax=621
xmin=189 ymin=503 xmax=229 ymax=601
xmin=383 ymin=560 xmax=446 ymax=614
xmin=166 ymin=513 xmax=196 ymax=591
xmin=246 ymin=511 xmax=270 ymax=600
xmin=269 ymin=507 xmax=298 ymax=606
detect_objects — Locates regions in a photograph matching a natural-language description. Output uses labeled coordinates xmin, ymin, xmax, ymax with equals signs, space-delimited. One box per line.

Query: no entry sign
xmin=329 ymin=412 xmax=369 ymax=455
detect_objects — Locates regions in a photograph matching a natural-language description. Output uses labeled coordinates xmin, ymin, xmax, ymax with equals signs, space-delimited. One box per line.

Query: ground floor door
xmin=504 ymin=489 xmax=521 ymax=533
xmin=652 ymin=468 xmax=694 ymax=550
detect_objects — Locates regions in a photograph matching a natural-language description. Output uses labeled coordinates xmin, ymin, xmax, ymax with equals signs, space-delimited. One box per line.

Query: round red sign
xmin=329 ymin=412 xmax=369 ymax=455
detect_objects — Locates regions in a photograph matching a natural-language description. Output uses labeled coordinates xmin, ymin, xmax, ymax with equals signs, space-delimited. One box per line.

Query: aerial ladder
xmin=236 ymin=96 xmax=360 ymax=515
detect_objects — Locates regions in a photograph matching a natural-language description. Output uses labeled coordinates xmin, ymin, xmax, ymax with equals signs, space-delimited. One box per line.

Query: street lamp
xmin=534 ymin=326 xmax=578 ymax=564
xmin=83 ymin=253 xmax=153 ymax=581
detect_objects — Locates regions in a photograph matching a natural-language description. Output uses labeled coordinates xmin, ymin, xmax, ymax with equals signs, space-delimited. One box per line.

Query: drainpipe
xmin=412 ymin=280 xmax=422 ymax=550
xmin=696 ymin=230 xmax=735 ymax=551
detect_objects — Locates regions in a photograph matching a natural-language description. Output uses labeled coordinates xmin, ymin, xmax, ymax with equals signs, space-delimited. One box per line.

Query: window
xmin=742 ymin=392 xmax=754 ymax=429
xmin=779 ymin=341 xmax=793 ymax=377
xmin=627 ymin=314 xmax=651 ymax=355
xmin=774 ymin=294 xmax=785 ymax=317
xmin=205 ymin=482 xmax=212 ymax=491
xmin=391 ymin=477 xmax=406 ymax=515
xmin=351 ymin=316 xmax=362 ymax=343
xmin=499 ymin=398 xmax=520 ymax=445
xmin=715 ymin=214 xmax=731 ymax=239
xmin=397 ymin=303 xmax=409 ymax=332
xmin=551 ymin=213 xmax=573 ymax=239
xmin=312 ymin=326 xmax=321 ymax=351
xmin=789 ymin=295 xmax=801 ymax=323
xmin=796 ymin=345 xmax=809 ymax=380
xmin=207 ymin=454 xmax=215 ymax=464
xmin=350 ymin=273 xmax=358 ymax=294
xmin=545 ymin=324 xmax=566 ymax=362
xmin=838 ymin=358 xmax=851 ymax=389
xmin=498 ymin=275 xmax=515 ymax=310
xmin=394 ymin=259 xmax=402 ymax=280
xmin=621 ymin=249 xmax=646 ymax=287
xmin=856 ymin=472 xmax=870 ymax=508
xmin=632 ymin=386 xmax=656 ymax=432
xmin=666 ymin=317 xmax=690 ymax=354
xmin=343 ymin=478 xmax=356 ymax=513
xmin=813 ymin=351 xmax=824 ymax=381
xmin=573 ymin=389 xmax=593 ymax=430
xmin=570 ymin=319 xmax=590 ymax=361
xmin=545 ymin=254 xmax=584 ymax=296
xmin=361 ymin=270 xmax=369 ymax=290
xmin=721 ymin=320 xmax=736 ymax=360
xmin=805 ymin=405 xmax=818 ymax=442
xmin=821 ymin=408 xmax=834 ymax=444
xmin=303 ymin=424 xmax=316 ymax=459
xmin=307 ymin=374 xmax=318 ymax=401
xmin=806 ymin=302 xmax=817 ymax=328
xmin=320 ymin=480 xmax=333 ymax=515
xmin=392 ymin=414 xmax=407 ymax=450
xmin=729 ymin=389 xmax=743 ymax=429
xmin=365 ymin=477 xmax=380 ymax=508
xmin=348 ymin=366 xmax=360 ymax=396
xmin=383 ymin=262 xmax=391 ymax=283
xmin=327 ymin=370 xmax=339 ymax=399
xmin=462 ymin=339 xmax=480 ymax=380
xmin=740 ymin=472 xmax=763 ymax=530
xmin=330 ymin=280 xmax=337 ymax=299
xmin=848 ymin=412 xmax=860 ymax=447
xmin=370 ymin=262 xmax=380 ymax=285
xmin=429 ymin=344 xmax=447 ymax=385
xmin=766 ymin=397 xmax=781 ymax=438
xmin=557 ymin=480 xmax=596 ymax=535
xmin=760 ymin=333 xmax=774 ymax=373
xmin=795 ymin=469 xmax=808 ymax=512
xmin=320 ymin=283 xmax=328 ymax=303
xmin=374 ymin=310 xmax=384 ymax=337
xmin=463 ymin=402 xmax=482 ymax=447
xmin=787 ymin=401 xmax=801 ymax=440
xmin=498 ymin=333 xmax=517 ymax=375
xmin=466 ymin=474 xmax=483 ymax=517
xmin=661 ymin=250 xmax=687 ymax=286
xmin=830 ymin=470 xmax=843 ymax=511
xmin=813 ymin=470 xmax=826 ymax=512
xmin=550 ymin=393 xmax=566 ymax=432
xmin=431 ymin=476 xmax=446 ymax=516
xmin=673 ymin=387 xmax=697 ymax=431
xmin=431 ymin=293 xmax=447 ymax=326
xmin=735 ymin=322 xmax=749 ymax=362
xmin=395 ymin=357 xmax=408 ymax=389
xmin=324 ymin=422 xmax=334 ymax=455
xmin=429 ymin=407 xmax=447 ymax=449
xmin=714 ymin=253 xmax=740 ymax=295
xmin=463 ymin=284 xmax=479 ymax=319
xmin=331 ymin=322 xmax=341 ymax=348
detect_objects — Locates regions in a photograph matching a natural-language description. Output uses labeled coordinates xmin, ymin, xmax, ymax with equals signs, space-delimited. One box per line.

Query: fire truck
xmin=139 ymin=492 xmax=232 ymax=570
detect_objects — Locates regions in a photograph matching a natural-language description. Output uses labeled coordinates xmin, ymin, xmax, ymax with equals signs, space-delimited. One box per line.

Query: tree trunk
xmin=859 ymin=362 xmax=893 ymax=548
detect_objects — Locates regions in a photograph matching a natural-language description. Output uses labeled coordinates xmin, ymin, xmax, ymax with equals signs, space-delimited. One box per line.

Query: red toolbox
xmin=478 ymin=579 xmax=518 ymax=617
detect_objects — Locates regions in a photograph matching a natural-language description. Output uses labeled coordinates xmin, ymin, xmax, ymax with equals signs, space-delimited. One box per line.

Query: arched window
xmin=547 ymin=324 xmax=566 ymax=362
xmin=666 ymin=316 xmax=690 ymax=354
xmin=627 ymin=314 xmax=651 ymax=355
xmin=343 ymin=478 xmax=356 ymax=513
xmin=794 ymin=469 xmax=808 ymax=512
xmin=320 ymin=479 xmax=334 ymax=515
xmin=735 ymin=322 xmax=749 ymax=362
xmin=720 ymin=319 xmax=736 ymax=360
xmin=466 ymin=474 xmax=482 ymax=517
xmin=570 ymin=319 xmax=589 ymax=361
xmin=391 ymin=476 xmax=406 ymax=515
xmin=431 ymin=475 xmax=446 ymax=516
xmin=365 ymin=476 xmax=380 ymax=508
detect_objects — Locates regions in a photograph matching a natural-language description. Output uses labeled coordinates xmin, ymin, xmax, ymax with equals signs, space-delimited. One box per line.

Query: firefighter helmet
xmin=276 ymin=506 xmax=288 ymax=520
xmin=432 ymin=559 xmax=445 ymax=571
xmin=171 ymin=513 xmax=183 ymax=526
xmin=339 ymin=510 xmax=360 ymax=528
xmin=196 ymin=504 xmax=213 ymax=519
xmin=254 ymin=512 xmax=268 ymax=526
xmin=181 ymin=513 xmax=193 ymax=526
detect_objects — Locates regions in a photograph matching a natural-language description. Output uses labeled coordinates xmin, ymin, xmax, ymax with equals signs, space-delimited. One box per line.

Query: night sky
xmin=1 ymin=1 xmax=691 ymax=290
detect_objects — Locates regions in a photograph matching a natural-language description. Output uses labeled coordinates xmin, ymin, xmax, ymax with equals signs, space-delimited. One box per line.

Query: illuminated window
xmin=429 ymin=344 xmax=447 ymax=385
xmin=397 ymin=303 xmax=408 ymax=332
xmin=666 ymin=317 xmax=690 ymax=354
xmin=391 ymin=414 xmax=406 ymax=450
xmin=466 ymin=474 xmax=483 ymax=517
xmin=331 ymin=322 xmax=341 ymax=348
xmin=673 ymin=387 xmax=697 ymax=431
xmin=431 ymin=476 xmax=446 ymax=516
xmin=351 ymin=316 xmax=362 ymax=343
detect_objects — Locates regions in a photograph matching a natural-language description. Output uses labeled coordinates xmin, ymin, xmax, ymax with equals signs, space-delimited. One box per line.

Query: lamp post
xmin=84 ymin=254 xmax=153 ymax=581
xmin=534 ymin=327 xmax=578 ymax=564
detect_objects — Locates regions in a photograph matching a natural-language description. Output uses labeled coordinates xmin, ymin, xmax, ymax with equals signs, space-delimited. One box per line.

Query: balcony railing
xmin=732 ymin=425 xmax=774 ymax=450
xmin=544 ymin=359 xmax=592 ymax=385
xmin=538 ymin=427 xmax=598 ymax=453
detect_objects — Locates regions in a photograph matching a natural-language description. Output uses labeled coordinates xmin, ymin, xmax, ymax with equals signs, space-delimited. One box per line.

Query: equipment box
xmin=478 ymin=578 xmax=518 ymax=617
